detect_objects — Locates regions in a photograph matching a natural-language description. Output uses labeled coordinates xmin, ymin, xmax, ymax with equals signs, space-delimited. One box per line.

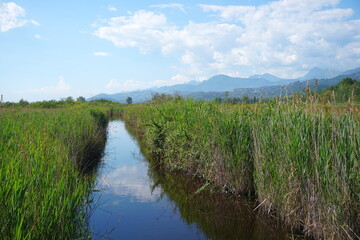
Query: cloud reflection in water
xmin=98 ymin=163 xmax=162 ymax=202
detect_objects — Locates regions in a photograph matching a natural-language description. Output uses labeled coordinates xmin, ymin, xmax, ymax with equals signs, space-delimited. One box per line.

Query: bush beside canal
xmin=122 ymin=98 xmax=359 ymax=239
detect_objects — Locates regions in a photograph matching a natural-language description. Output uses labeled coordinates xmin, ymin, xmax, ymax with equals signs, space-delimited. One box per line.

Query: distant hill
xmin=342 ymin=67 xmax=360 ymax=76
xmin=250 ymin=73 xmax=289 ymax=82
xmin=187 ymin=71 xmax=360 ymax=100
xmin=297 ymin=67 xmax=341 ymax=81
xmin=87 ymin=75 xmax=282 ymax=102
xmin=88 ymin=90 xmax=156 ymax=103
xmin=193 ymin=74 xmax=275 ymax=91
xmin=87 ymin=66 xmax=360 ymax=103
xmin=318 ymin=77 xmax=360 ymax=103
xmin=152 ymin=81 xmax=198 ymax=93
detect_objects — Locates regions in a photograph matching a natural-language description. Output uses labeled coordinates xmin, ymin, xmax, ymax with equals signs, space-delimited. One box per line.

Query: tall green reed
xmin=123 ymin=98 xmax=359 ymax=239
xmin=0 ymin=107 xmax=108 ymax=239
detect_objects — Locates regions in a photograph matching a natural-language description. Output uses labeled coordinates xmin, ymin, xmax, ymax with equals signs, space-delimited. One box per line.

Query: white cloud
xmin=94 ymin=0 xmax=360 ymax=79
xmin=199 ymin=4 xmax=256 ymax=21
xmin=26 ymin=76 xmax=70 ymax=93
xmin=105 ymin=79 xmax=146 ymax=92
xmin=108 ymin=6 xmax=117 ymax=12
xmin=152 ymin=74 xmax=191 ymax=87
xmin=170 ymin=73 xmax=190 ymax=83
xmin=34 ymin=34 xmax=41 ymax=39
xmin=150 ymin=3 xmax=185 ymax=13
xmin=199 ymin=0 xmax=360 ymax=76
xmin=30 ymin=19 xmax=39 ymax=26
xmin=105 ymin=76 xmax=195 ymax=91
xmin=0 ymin=2 xmax=37 ymax=32
xmin=94 ymin=10 xmax=172 ymax=54
xmin=94 ymin=10 xmax=242 ymax=78
xmin=93 ymin=51 xmax=110 ymax=56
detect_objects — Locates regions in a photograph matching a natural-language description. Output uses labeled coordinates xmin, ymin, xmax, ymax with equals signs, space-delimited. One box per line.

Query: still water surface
xmin=89 ymin=120 xmax=290 ymax=239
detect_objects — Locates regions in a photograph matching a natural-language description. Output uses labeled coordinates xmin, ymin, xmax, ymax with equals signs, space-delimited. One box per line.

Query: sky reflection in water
xmin=89 ymin=120 xmax=206 ymax=240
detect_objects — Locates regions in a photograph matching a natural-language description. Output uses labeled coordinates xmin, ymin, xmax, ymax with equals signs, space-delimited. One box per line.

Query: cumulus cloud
xmin=198 ymin=0 xmax=360 ymax=76
xmin=94 ymin=10 xmax=173 ymax=54
xmin=93 ymin=51 xmax=110 ymax=56
xmin=26 ymin=76 xmax=70 ymax=93
xmin=94 ymin=10 xmax=243 ymax=78
xmin=0 ymin=2 xmax=37 ymax=32
xmin=94 ymin=0 xmax=360 ymax=78
xmin=150 ymin=3 xmax=185 ymax=13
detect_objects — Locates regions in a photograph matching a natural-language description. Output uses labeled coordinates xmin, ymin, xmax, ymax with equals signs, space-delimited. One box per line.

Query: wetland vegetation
xmin=0 ymin=78 xmax=359 ymax=239
xmin=122 ymin=90 xmax=359 ymax=239
xmin=0 ymin=101 xmax=116 ymax=239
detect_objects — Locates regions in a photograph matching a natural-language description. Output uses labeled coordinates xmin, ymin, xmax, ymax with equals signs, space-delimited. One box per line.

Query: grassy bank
xmin=122 ymin=98 xmax=359 ymax=239
xmin=0 ymin=106 xmax=109 ymax=239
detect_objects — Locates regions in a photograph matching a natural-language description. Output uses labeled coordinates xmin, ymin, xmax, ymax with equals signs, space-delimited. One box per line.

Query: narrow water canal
xmin=89 ymin=120 xmax=292 ymax=239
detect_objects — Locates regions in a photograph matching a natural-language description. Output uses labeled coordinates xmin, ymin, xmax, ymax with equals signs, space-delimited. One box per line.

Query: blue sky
xmin=1 ymin=0 xmax=360 ymax=102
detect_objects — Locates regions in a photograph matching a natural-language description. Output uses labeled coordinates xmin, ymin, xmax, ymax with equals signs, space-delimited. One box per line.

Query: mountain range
xmin=87 ymin=67 xmax=360 ymax=103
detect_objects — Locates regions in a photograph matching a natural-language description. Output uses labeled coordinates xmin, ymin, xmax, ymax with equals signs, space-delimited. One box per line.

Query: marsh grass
xmin=0 ymin=107 xmax=108 ymax=239
xmin=123 ymin=98 xmax=359 ymax=239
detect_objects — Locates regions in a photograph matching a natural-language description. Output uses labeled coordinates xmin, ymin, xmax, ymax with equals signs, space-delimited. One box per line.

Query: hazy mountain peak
xmin=208 ymin=74 xmax=231 ymax=80
xmin=187 ymin=80 xmax=199 ymax=85
xmin=342 ymin=67 xmax=360 ymax=75
xmin=299 ymin=67 xmax=341 ymax=80
xmin=250 ymin=73 xmax=283 ymax=82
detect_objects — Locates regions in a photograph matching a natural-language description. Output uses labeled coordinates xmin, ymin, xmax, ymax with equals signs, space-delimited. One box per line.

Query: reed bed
xmin=123 ymin=99 xmax=359 ymax=239
xmin=0 ymin=107 xmax=108 ymax=239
